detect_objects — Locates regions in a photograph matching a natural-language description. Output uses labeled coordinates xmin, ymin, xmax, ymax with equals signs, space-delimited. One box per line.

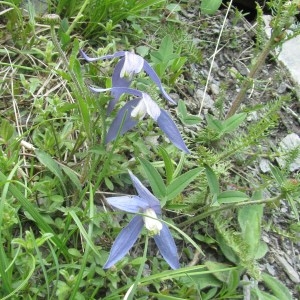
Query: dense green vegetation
xmin=0 ymin=0 xmax=299 ymax=299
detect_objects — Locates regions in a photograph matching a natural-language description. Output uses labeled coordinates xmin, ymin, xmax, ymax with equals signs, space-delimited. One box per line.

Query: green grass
xmin=0 ymin=0 xmax=299 ymax=299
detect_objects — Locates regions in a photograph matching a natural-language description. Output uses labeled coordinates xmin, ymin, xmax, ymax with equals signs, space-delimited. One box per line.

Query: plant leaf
xmin=204 ymin=164 xmax=220 ymax=195
xmin=139 ymin=157 xmax=166 ymax=198
xmin=200 ymin=0 xmax=222 ymax=15
xmin=262 ymin=272 xmax=293 ymax=300
xmin=222 ymin=113 xmax=247 ymax=133
xmin=206 ymin=114 xmax=223 ymax=133
xmin=217 ymin=191 xmax=249 ymax=204
xmin=238 ymin=204 xmax=264 ymax=259
xmin=166 ymin=167 xmax=202 ymax=200
xmin=158 ymin=146 xmax=174 ymax=184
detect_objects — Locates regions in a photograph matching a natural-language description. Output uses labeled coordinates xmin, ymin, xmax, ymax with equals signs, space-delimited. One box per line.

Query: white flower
xmin=131 ymin=93 xmax=161 ymax=121
xmin=143 ymin=208 xmax=163 ymax=236
xmin=120 ymin=52 xmax=144 ymax=79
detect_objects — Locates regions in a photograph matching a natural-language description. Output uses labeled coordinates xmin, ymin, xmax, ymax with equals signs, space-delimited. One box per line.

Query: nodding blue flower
xmin=80 ymin=49 xmax=176 ymax=113
xmin=103 ymin=170 xmax=180 ymax=270
xmin=90 ymin=86 xmax=189 ymax=153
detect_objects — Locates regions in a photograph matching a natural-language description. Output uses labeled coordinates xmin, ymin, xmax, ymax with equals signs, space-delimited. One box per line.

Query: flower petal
xmin=153 ymin=223 xmax=180 ymax=269
xmin=80 ymin=49 xmax=125 ymax=62
xmin=131 ymin=100 xmax=147 ymax=120
xmin=103 ymin=215 xmax=144 ymax=269
xmin=128 ymin=171 xmax=161 ymax=214
xmin=120 ymin=52 xmax=144 ymax=79
xmin=143 ymin=60 xmax=176 ymax=105
xmin=105 ymin=99 xmax=140 ymax=144
xmin=108 ymin=58 xmax=132 ymax=114
xmin=107 ymin=195 xmax=149 ymax=213
xmin=141 ymin=93 xmax=161 ymax=121
xmin=156 ymin=109 xmax=190 ymax=153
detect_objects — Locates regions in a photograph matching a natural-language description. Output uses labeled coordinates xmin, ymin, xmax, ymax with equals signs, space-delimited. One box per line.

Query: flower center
xmin=143 ymin=208 xmax=163 ymax=236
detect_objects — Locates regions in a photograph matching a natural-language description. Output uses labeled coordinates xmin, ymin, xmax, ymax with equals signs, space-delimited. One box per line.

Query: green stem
xmin=66 ymin=0 xmax=91 ymax=35
xmin=179 ymin=194 xmax=282 ymax=228
xmin=50 ymin=25 xmax=85 ymax=98
xmin=125 ymin=235 xmax=149 ymax=300
xmin=226 ymin=38 xmax=274 ymax=118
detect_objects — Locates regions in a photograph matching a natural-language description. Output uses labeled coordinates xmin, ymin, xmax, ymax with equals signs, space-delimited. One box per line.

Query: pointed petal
xmin=89 ymin=87 xmax=112 ymax=93
xmin=128 ymin=171 xmax=161 ymax=214
xmin=143 ymin=60 xmax=176 ymax=104
xmin=153 ymin=223 xmax=180 ymax=269
xmin=108 ymin=58 xmax=132 ymax=114
xmin=103 ymin=215 xmax=143 ymax=269
xmin=105 ymin=99 xmax=140 ymax=144
xmin=107 ymin=195 xmax=149 ymax=213
xmin=142 ymin=93 xmax=161 ymax=121
xmin=80 ymin=49 xmax=125 ymax=62
xmin=156 ymin=110 xmax=190 ymax=153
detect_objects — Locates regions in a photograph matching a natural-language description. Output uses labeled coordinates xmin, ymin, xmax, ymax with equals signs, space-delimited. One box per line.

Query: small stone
xmin=276 ymin=133 xmax=300 ymax=171
xmin=246 ymin=111 xmax=258 ymax=122
xmin=195 ymin=89 xmax=215 ymax=111
xmin=259 ymin=158 xmax=271 ymax=173
xmin=210 ymin=83 xmax=220 ymax=95
xmin=266 ymin=263 xmax=277 ymax=276
xmin=277 ymin=82 xmax=287 ymax=94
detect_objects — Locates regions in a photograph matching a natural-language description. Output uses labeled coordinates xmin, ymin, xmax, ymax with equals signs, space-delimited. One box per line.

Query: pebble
xmin=195 ymin=89 xmax=215 ymax=111
xmin=266 ymin=263 xmax=277 ymax=276
xmin=276 ymin=133 xmax=300 ymax=171
xmin=259 ymin=158 xmax=271 ymax=173
xmin=210 ymin=83 xmax=220 ymax=95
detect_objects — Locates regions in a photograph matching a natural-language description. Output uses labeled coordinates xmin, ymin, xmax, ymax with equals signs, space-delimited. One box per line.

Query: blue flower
xmin=103 ymin=170 xmax=180 ymax=270
xmin=80 ymin=50 xmax=176 ymax=113
xmin=90 ymin=86 xmax=189 ymax=153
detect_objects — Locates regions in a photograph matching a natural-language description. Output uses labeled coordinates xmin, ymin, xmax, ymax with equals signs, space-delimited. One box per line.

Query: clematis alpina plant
xmin=89 ymin=86 xmax=189 ymax=153
xmin=103 ymin=170 xmax=180 ymax=270
xmin=80 ymin=49 xmax=176 ymax=113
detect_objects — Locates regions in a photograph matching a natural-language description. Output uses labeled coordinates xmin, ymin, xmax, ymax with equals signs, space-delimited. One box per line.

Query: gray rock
xmin=276 ymin=133 xmax=300 ymax=171
xmin=195 ymin=89 xmax=215 ymax=111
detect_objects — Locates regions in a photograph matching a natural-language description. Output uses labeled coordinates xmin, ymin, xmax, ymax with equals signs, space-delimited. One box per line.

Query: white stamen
xmin=143 ymin=208 xmax=163 ymax=236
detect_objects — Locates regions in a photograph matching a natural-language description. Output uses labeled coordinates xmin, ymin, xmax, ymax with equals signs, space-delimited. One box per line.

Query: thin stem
xmin=50 ymin=25 xmax=85 ymax=98
xmin=66 ymin=0 xmax=91 ymax=35
xmin=198 ymin=0 xmax=233 ymax=116
xmin=225 ymin=38 xmax=274 ymax=118
xmin=124 ymin=235 xmax=149 ymax=300
xmin=179 ymin=194 xmax=282 ymax=228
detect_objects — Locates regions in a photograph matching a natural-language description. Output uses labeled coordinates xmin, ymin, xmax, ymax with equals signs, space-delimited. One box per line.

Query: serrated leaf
xmin=262 ymin=273 xmax=293 ymax=300
xmin=139 ymin=157 xmax=166 ymax=198
xmin=217 ymin=191 xmax=249 ymax=204
xmin=166 ymin=167 xmax=202 ymax=200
